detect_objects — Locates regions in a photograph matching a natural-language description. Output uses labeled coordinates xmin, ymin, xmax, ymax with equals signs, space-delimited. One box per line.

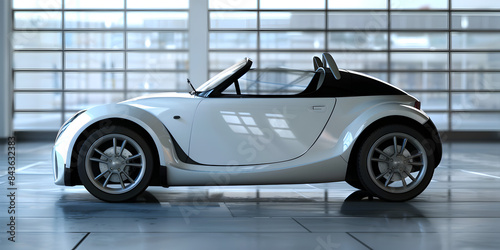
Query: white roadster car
xmin=53 ymin=53 xmax=442 ymax=202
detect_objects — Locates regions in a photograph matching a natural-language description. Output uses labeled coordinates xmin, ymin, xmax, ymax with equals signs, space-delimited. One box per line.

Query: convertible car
xmin=53 ymin=53 xmax=442 ymax=202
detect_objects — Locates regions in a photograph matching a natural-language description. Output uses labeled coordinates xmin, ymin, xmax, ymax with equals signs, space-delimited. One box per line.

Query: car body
xmin=53 ymin=53 xmax=442 ymax=202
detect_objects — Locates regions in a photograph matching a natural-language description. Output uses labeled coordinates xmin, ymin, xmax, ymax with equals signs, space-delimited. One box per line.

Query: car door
xmin=188 ymin=97 xmax=336 ymax=165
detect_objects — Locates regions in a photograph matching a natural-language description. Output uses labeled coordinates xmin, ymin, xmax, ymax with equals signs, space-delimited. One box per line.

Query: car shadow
xmin=340 ymin=190 xmax=429 ymax=218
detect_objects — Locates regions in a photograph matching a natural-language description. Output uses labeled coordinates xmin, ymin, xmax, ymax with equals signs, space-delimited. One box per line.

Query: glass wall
xmin=12 ymin=0 xmax=189 ymax=130
xmin=208 ymin=0 xmax=500 ymax=131
xmin=11 ymin=0 xmax=500 ymax=132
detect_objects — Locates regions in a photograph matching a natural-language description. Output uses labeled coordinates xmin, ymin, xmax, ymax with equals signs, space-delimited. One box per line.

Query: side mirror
xmin=313 ymin=56 xmax=323 ymax=71
xmin=322 ymin=53 xmax=341 ymax=80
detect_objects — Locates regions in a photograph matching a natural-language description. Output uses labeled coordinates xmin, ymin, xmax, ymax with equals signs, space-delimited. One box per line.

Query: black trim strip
xmin=159 ymin=165 xmax=168 ymax=187
xmin=167 ymin=129 xmax=201 ymax=165
xmin=64 ymin=165 xmax=77 ymax=186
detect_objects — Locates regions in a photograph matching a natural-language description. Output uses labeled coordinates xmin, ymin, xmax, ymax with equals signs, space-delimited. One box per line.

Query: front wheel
xmin=356 ymin=124 xmax=435 ymax=201
xmin=77 ymin=126 xmax=154 ymax=202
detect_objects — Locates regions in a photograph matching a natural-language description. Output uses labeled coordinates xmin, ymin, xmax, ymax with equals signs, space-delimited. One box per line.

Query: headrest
xmin=313 ymin=56 xmax=323 ymax=71
xmin=322 ymin=53 xmax=341 ymax=80
xmin=315 ymin=67 xmax=326 ymax=91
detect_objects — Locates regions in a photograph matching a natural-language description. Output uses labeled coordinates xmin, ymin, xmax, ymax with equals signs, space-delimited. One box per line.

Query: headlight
xmin=55 ymin=109 xmax=86 ymax=141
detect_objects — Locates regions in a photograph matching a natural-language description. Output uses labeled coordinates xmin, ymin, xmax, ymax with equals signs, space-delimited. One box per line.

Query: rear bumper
xmin=423 ymin=119 xmax=443 ymax=167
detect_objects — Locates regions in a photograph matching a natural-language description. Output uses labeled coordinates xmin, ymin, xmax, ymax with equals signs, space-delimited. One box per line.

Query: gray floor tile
xmin=1 ymin=141 xmax=500 ymax=248
xmin=11 ymin=201 xmax=233 ymax=218
xmin=15 ymin=217 xmax=308 ymax=233
xmin=78 ymin=233 xmax=368 ymax=250
xmin=295 ymin=217 xmax=500 ymax=233
xmin=351 ymin=233 xmax=500 ymax=250
xmin=0 ymin=232 xmax=86 ymax=250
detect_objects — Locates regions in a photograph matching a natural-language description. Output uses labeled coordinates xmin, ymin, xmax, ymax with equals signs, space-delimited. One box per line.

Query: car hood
xmin=119 ymin=91 xmax=200 ymax=120
xmin=121 ymin=92 xmax=195 ymax=103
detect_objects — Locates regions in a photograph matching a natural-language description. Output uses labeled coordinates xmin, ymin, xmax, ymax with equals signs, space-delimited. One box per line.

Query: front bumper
xmin=53 ymin=109 xmax=89 ymax=186
xmin=53 ymin=136 xmax=70 ymax=186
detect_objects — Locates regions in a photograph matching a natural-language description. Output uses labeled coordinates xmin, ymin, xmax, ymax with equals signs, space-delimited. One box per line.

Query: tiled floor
xmin=1 ymin=141 xmax=500 ymax=249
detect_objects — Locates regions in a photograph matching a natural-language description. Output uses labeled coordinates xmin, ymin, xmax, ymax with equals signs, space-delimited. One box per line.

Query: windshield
xmin=196 ymin=58 xmax=249 ymax=93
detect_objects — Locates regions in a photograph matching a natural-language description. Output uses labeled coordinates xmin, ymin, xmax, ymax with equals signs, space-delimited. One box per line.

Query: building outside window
xmin=11 ymin=0 xmax=500 ymax=132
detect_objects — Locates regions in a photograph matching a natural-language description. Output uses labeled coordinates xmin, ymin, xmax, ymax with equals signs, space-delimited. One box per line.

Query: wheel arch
xmin=68 ymin=118 xmax=168 ymax=187
xmin=62 ymin=104 xmax=175 ymax=187
xmin=344 ymin=115 xmax=441 ymax=185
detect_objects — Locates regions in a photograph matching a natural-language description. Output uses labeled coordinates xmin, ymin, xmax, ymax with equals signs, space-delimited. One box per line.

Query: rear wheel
xmin=357 ymin=124 xmax=435 ymax=201
xmin=77 ymin=126 xmax=153 ymax=202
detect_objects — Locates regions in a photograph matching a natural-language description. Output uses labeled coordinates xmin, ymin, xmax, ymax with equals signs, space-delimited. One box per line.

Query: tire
xmin=356 ymin=124 xmax=435 ymax=201
xmin=77 ymin=126 xmax=154 ymax=202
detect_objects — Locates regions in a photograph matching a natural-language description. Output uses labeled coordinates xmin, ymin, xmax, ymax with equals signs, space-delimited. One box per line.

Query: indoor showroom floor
xmin=1 ymin=140 xmax=500 ymax=250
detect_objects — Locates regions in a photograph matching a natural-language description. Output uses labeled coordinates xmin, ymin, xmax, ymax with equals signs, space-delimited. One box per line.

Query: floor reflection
xmin=341 ymin=190 xmax=429 ymax=218
xmin=129 ymin=191 xmax=161 ymax=204
xmin=53 ymin=188 xmax=431 ymax=220
xmin=3 ymin=141 xmax=500 ymax=249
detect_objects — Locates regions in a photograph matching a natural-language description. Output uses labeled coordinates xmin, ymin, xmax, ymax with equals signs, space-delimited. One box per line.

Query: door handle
xmin=312 ymin=105 xmax=326 ymax=111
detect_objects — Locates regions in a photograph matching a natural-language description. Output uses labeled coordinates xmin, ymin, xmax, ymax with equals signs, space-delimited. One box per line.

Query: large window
xmin=208 ymin=0 xmax=500 ymax=131
xmin=11 ymin=0 xmax=500 ymax=132
xmin=12 ymin=0 xmax=189 ymax=130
